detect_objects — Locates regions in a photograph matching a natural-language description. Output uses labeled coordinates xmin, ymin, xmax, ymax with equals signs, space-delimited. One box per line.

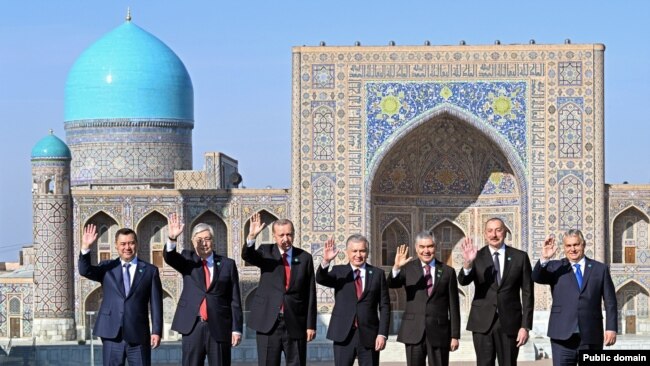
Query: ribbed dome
xmin=32 ymin=131 xmax=71 ymax=159
xmin=64 ymin=21 xmax=193 ymax=122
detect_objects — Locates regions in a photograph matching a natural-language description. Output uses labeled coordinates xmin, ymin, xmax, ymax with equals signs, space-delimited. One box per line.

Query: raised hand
xmin=461 ymin=237 xmax=477 ymax=269
xmin=541 ymin=235 xmax=558 ymax=260
xmin=81 ymin=224 xmax=98 ymax=251
xmin=167 ymin=213 xmax=184 ymax=240
xmin=248 ymin=212 xmax=266 ymax=240
xmin=393 ymin=244 xmax=413 ymax=270
xmin=322 ymin=237 xmax=339 ymax=264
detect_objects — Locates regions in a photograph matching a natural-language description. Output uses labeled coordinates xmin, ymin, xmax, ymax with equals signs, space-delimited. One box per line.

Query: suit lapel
xmin=127 ymin=260 xmax=146 ymax=298
xmin=209 ymin=252 xmax=222 ymax=290
xmin=431 ymin=259 xmax=442 ymax=296
xmin=110 ymin=259 xmax=126 ymax=298
xmin=360 ymin=264 xmax=373 ymax=300
xmin=500 ymin=245 xmax=512 ymax=287
xmin=579 ymin=257 xmax=592 ymax=293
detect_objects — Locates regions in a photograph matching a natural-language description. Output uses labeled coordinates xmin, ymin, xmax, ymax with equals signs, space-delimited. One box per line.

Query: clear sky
xmin=1 ymin=0 xmax=648 ymax=261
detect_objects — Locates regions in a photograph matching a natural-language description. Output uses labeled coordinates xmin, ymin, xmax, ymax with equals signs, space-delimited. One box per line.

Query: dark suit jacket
xmin=78 ymin=252 xmax=163 ymax=345
xmin=163 ymin=247 xmax=243 ymax=343
xmin=316 ymin=263 xmax=390 ymax=348
xmin=457 ymin=245 xmax=534 ymax=336
xmin=388 ymin=259 xmax=460 ymax=347
xmin=532 ymin=257 xmax=617 ymax=344
xmin=242 ymin=243 xmax=317 ymax=339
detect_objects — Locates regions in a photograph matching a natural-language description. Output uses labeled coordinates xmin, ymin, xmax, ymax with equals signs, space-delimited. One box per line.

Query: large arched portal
xmin=370 ymin=115 xmax=522 ymax=319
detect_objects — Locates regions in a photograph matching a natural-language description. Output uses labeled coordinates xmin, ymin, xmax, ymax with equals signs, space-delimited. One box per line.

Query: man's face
xmin=416 ymin=237 xmax=436 ymax=264
xmin=192 ymin=230 xmax=213 ymax=259
xmin=484 ymin=219 xmax=507 ymax=249
xmin=115 ymin=233 xmax=137 ymax=262
xmin=346 ymin=240 xmax=368 ymax=267
xmin=563 ymin=235 xmax=585 ymax=263
xmin=273 ymin=223 xmax=294 ymax=252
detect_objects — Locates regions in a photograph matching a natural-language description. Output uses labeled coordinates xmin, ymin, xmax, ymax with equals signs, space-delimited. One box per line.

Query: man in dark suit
xmin=532 ymin=229 xmax=617 ymax=366
xmin=163 ymin=213 xmax=243 ymax=366
xmin=316 ymin=234 xmax=390 ymax=366
xmin=387 ymin=231 xmax=460 ymax=366
xmin=458 ymin=217 xmax=533 ymax=366
xmin=242 ymin=212 xmax=317 ymax=366
xmin=78 ymin=224 xmax=163 ymax=366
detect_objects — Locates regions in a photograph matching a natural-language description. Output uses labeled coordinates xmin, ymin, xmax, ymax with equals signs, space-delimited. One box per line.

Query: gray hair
xmin=191 ymin=223 xmax=214 ymax=240
xmin=346 ymin=234 xmax=369 ymax=249
xmin=563 ymin=229 xmax=585 ymax=245
xmin=415 ymin=230 xmax=436 ymax=244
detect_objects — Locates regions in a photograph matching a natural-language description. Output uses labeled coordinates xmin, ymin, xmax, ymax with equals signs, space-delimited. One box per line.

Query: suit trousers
xmin=405 ymin=333 xmax=450 ymax=366
xmin=472 ymin=315 xmax=519 ymax=366
xmin=256 ymin=315 xmax=306 ymax=366
xmin=550 ymin=334 xmax=603 ymax=366
xmin=333 ymin=326 xmax=379 ymax=366
xmin=182 ymin=317 xmax=231 ymax=366
xmin=101 ymin=329 xmax=151 ymax=366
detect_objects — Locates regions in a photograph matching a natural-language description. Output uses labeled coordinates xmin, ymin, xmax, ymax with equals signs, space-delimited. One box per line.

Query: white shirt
xmin=120 ymin=257 xmax=138 ymax=287
xmin=391 ymin=261 xmax=435 ymax=287
xmin=463 ymin=244 xmax=505 ymax=276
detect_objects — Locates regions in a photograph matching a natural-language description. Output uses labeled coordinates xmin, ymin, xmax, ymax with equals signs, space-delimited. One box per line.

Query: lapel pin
xmin=294 ymin=258 xmax=300 ymax=263
xmin=508 ymin=257 xmax=512 ymax=261
xmin=217 ymin=262 xmax=221 ymax=266
xmin=437 ymin=274 xmax=441 ymax=278
xmin=139 ymin=269 xmax=143 ymax=273
xmin=368 ymin=270 xmax=373 ymax=274
xmin=588 ymin=264 xmax=592 ymax=268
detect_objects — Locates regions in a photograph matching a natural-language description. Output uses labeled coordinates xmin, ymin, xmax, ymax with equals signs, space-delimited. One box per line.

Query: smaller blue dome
xmin=32 ymin=131 xmax=71 ymax=159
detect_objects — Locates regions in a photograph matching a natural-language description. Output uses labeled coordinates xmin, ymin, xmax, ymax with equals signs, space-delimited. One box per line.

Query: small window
xmin=152 ymin=226 xmax=162 ymax=243
xmin=9 ymin=298 xmax=21 ymax=316
xmin=625 ymin=221 xmax=634 ymax=240
xmin=152 ymin=250 xmax=163 ymax=268
xmin=99 ymin=251 xmax=111 ymax=262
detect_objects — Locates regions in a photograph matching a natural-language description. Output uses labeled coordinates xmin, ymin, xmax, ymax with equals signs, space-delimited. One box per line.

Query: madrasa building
xmin=1 ymin=14 xmax=650 ymax=352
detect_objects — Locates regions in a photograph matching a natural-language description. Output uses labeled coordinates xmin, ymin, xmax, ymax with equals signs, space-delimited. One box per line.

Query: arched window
xmin=625 ymin=221 xmax=634 ymax=240
xmin=9 ymin=298 xmax=21 ymax=316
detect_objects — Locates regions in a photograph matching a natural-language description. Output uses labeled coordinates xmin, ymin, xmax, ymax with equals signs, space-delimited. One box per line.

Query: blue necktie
xmin=123 ymin=263 xmax=131 ymax=295
xmin=573 ymin=263 xmax=583 ymax=290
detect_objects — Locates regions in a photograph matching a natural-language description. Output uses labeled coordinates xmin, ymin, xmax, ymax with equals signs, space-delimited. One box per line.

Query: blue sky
xmin=1 ymin=0 xmax=649 ymax=261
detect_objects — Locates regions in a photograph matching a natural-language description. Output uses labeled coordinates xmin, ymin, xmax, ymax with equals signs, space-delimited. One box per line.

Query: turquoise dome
xmin=32 ymin=131 xmax=71 ymax=159
xmin=64 ymin=21 xmax=193 ymax=122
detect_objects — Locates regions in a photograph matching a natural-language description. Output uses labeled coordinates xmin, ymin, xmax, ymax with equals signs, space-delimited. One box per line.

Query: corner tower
xmin=31 ymin=130 xmax=76 ymax=341
xmin=64 ymin=15 xmax=194 ymax=188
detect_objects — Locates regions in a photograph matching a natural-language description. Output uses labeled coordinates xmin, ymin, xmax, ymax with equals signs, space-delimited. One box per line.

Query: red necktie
xmin=200 ymin=259 xmax=210 ymax=321
xmin=424 ymin=265 xmax=433 ymax=296
xmin=354 ymin=269 xmax=362 ymax=299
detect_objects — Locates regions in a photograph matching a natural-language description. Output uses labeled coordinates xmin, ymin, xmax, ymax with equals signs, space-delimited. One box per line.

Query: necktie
xmin=123 ymin=263 xmax=131 ymax=295
xmin=574 ymin=263 xmax=583 ymax=290
xmin=493 ymin=252 xmax=502 ymax=285
xmin=282 ymin=253 xmax=291 ymax=290
xmin=200 ymin=259 xmax=210 ymax=321
xmin=354 ymin=269 xmax=363 ymax=299
xmin=424 ymin=265 xmax=433 ymax=296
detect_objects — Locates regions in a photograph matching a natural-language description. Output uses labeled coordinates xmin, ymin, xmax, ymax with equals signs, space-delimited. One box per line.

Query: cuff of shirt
xmin=80 ymin=248 xmax=91 ymax=255
xmin=539 ymin=258 xmax=550 ymax=267
xmin=246 ymin=239 xmax=256 ymax=247
xmin=463 ymin=267 xmax=472 ymax=275
xmin=166 ymin=241 xmax=176 ymax=252
xmin=232 ymin=331 xmax=242 ymax=336
xmin=392 ymin=268 xmax=401 ymax=277
xmin=321 ymin=261 xmax=330 ymax=269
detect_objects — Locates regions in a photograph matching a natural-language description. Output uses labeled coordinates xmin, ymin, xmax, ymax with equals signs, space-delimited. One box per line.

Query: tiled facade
xmin=1 ymin=22 xmax=649 ymax=341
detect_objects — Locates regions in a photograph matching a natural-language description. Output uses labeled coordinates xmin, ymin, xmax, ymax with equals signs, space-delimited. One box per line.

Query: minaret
xmin=31 ymin=130 xmax=76 ymax=341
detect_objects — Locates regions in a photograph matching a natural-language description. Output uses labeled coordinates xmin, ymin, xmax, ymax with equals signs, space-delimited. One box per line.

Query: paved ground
xmin=229 ymin=361 xmax=553 ymax=366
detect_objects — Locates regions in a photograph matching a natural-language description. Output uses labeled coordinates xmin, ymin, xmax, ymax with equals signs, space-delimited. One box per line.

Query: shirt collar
xmin=121 ymin=257 xmax=138 ymax=267
xmin=350 ymin=263 xmax=367 ymax=272
xmin=280 ymin=247 xmax=293 ymax=257
xmin=201 ymin=254 xmax=214 ymax=265
xmin=570 ymin=256 xmax=586 ymax=268
xmin=489 ymin=244 xmax=506 ymax=256
xmin=420 ymin=260 xmax=435 ymax=269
